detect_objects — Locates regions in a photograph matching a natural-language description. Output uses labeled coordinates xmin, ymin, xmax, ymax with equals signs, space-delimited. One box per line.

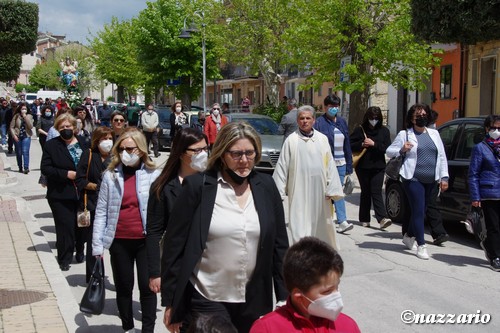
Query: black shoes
xmin=60 ymin=264 xmax=70 ymax=271
xmin=154 ymin=153 xmax=161 ymax=158
xmin=433 ymin=233 xmax=450 ymax=245
xmin=23 ymin=169 xmax=29 ymax=174
xmin=490 ymin=258 xmax=500 ymax=272
xmin=76 ymin=253 xmax=85 ymax=263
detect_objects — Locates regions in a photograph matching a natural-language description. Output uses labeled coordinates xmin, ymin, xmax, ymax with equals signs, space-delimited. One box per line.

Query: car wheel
xmin=385 ymin=180 xmax=410 ymax=224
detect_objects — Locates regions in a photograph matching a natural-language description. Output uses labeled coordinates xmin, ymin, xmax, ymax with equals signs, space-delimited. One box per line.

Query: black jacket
xmin=350 ymin=124 xmax=391 ymax=170
xmin=75 ymin=149 xmax=110 ymax=212
xmin=41 ymin=136 xmax=86 ymax=201
xmin=146 ymin=176 xmax=182 ymax=278
xmin=160 ymin=170 xmax=289 ymax=324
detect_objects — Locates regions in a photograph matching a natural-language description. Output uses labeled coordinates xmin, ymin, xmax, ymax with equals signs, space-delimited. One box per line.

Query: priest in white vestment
xmin=273 ymin=105 xmax=344 ymax=249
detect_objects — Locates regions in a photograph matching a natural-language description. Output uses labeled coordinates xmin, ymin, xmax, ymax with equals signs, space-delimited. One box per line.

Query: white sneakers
xmin=337 ymin=221 xmax=354 ymax=233
xmin=417 ymin=245 xmax=430 ymax=260
xmin=402 ymin=233 xmax=417 ymax=251
xmin=403 ymin=234 xmax=430 ymax=259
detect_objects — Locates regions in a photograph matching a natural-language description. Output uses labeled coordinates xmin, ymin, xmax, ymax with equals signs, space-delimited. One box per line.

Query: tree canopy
xmin=411 ymin=0 xmax=500 ymax=44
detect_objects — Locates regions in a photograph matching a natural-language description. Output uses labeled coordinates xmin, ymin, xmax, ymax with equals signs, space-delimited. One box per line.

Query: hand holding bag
xmin=352 ymin=126 xmax=368 ymax=168
xmin=343 ymin=175 xmax=354 ymax=195
xmin=77 ymin=150 xmax=92 ymax=227
xmin=80 ymin=257 xmax=105 ymax=315
xmin=385 ymin=131 xmax=407 ymax=180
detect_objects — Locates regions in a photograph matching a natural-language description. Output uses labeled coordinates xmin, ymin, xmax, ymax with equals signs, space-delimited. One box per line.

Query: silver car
xmin=225 ymin=113 xmax=283 ymax=171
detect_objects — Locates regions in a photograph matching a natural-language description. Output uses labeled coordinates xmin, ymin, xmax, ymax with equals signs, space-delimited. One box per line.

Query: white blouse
xmin=191 ymin=173 xmax=261 ymax=302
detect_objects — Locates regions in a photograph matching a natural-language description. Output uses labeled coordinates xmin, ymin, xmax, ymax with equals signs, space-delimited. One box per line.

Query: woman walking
xmin=10 ymin=103 xmax=34 ymax=174
xmin=93 ymin=128 xmax=160 ymax=332
xmin=36 ymin=105 xmax=55 ymax=148
xmin=386 ymin=103 xmax=449 ymax=260
xmin=350 ymin=106 xmax=392 ymax=229
xmin=469 ymin=115 xmax=500 ymax=272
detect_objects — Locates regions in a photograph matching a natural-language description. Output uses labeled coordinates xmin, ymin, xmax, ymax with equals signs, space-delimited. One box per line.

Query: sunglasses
xmin=113 ymin=119 xmax=125 ymax=123
xmin=118 ymin=146 xmax=137 ymax=153
xmin=213 ymin=108 xmax=220 ymax=111
xmin=490 ymin=127 xmax=500 ymax=131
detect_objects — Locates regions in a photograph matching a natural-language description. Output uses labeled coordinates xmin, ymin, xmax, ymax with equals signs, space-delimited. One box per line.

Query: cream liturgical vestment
xmin=273 ymin=130 xmax=344 ymax=249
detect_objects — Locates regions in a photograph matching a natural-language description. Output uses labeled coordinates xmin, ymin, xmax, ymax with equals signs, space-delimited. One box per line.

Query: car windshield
xmin=232 ymin=117 xmax=279 ymax=135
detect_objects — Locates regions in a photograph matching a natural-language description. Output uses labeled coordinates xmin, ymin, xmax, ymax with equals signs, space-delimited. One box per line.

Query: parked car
xmin=157 ymin=106 xmax=173 ymax=150
xmin=385 ymin=116 xmax=487 ymax=224
xmin=225 ymin=113 xmax=283 ymax=171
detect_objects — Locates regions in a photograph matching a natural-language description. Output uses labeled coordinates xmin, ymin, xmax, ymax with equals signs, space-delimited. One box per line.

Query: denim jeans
xmin=0 ymin=124 xmax=6 ymax=145
xmin=402 ymin=179 xmax=435 ymax=246
xmin=333 ymin=164 xmax=347 ymax=224
xmin=14 ymin=136 xmax=31 ymax=170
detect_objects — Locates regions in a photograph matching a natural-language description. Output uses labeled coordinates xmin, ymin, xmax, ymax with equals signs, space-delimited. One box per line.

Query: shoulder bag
xmin=352 ymin=126 xmax=368 ymax=168
xmin=385 ymin=130 xmax=407 ymax=180
xmin=77 ymin=149 xmax=92 ymax=227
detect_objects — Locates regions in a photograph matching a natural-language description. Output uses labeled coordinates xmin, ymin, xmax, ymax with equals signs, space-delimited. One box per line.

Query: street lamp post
xmin=179 ymin=11 xmax=206 ymax=112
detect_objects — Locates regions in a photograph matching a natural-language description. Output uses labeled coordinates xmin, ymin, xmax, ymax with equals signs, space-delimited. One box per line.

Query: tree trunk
xmin=348 ymin=87 xmax=369 ymax=133
xmin=259 ymin=58 xmax=282 ymax=107
xmin=116 ymin=85 xmax=125 ymax=103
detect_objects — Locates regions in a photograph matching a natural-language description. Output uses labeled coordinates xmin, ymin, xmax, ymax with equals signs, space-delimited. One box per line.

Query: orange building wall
xmin=430 ymin=47 xmax=462 ymax=125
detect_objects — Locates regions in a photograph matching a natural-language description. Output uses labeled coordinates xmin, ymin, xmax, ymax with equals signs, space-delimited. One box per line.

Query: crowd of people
xmin=2 ymin=91 xmax=498 ymax=332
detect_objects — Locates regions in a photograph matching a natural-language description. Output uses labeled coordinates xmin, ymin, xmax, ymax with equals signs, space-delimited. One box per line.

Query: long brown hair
xmin=151 ymin=128 xmax=208 ymax=199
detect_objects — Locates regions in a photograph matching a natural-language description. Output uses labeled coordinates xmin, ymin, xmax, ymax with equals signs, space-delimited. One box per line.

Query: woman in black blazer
xmin=41 ymin=113 xmax=85 ymax=271
xmin=161 ymin=122 xmax=289 ymax=333
xmin=146 ymin=128 xmax=208 ymax=294
xmin=75 ymin=126 xmax=113 ymax=282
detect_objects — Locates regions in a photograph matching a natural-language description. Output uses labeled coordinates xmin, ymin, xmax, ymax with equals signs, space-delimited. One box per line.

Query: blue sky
xmin=30 ymin=0 xmax=149 ymax=44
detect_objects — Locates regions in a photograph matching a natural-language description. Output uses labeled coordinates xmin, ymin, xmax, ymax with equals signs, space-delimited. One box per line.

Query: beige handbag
xmin=352 ymin=126 xmax=367 ymax=168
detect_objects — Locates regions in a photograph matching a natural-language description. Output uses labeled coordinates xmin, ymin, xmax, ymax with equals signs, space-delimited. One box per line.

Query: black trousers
xmin=356 ymin=168 xmax=387 ymax=223
xmin=181 ymin=284 xmax=254 ymax=333
xmin=109 ymin=238 xmax=157 ymax=333
xmin=401 ymin=183 xmax=447 ymax=239
xmin=482 ymin=200 xmax=500 ymax=260
xmin=143 ymin=130 xmax=159 ymax=155
xmin=48 ymin=199 xmax=78 ymax=266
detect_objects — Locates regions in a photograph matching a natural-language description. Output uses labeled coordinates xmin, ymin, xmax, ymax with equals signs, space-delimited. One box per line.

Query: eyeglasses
xmin=186 ymin=146 xmax=209 ymax=154
xmin=113 ymin=118 xmax=125 ymax=123
xmin=118 ymin=146 xmax=137 ymax=153
xmin=226 ymin=150 xmax=256 ymax=160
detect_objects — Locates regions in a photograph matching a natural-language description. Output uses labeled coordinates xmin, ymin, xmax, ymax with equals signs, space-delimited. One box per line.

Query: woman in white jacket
xmin=93 ymin=128 xmax=160 ymax=333
xmin=386 ymin=104 xmax=448 ymax=260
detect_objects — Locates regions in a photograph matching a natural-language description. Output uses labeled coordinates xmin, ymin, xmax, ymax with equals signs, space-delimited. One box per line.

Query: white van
xmin=25 ymin=93 xmax=38 ymax=103
xmin=37 ymin=90 xmax=64 ymax=101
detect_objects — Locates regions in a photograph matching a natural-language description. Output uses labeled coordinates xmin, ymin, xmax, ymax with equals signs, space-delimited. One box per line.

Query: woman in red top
xmin=204 ymin=103 xmax=228 ymax=147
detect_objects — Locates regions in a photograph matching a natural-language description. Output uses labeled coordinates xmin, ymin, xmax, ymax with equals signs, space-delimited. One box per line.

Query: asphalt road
xmin=2 ymin=138 xmax=499 ymax=333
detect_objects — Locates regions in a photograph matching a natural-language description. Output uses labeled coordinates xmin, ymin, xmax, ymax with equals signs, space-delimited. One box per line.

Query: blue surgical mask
xmin=45 ymin=112 xmax=52 ymax=117
xmin=327 ymin=107 xmax=339 ymax=117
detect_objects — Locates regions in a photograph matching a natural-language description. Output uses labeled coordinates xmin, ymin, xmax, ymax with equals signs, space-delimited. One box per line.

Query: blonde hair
xmin=108 ymin=128 xmax=156 ymax=171
xmin=207 ymin=122 xmax=261 ymax=171
xmin=54 ymin=113 xmax=77 ymax=131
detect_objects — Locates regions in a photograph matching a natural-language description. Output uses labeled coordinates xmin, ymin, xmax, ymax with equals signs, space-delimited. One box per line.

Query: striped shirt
xmin=333 ymin=127 xmax=346 ymax=166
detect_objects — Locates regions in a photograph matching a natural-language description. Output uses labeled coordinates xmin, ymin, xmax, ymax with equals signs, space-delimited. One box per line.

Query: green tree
xmin=216 ymin=0 xmax=291 ymax=107
xmin=411 ymin=0 xmax=500 ymax=44
xmin=134 ymin=0 xmax=220 ymax=107
xmin=90 ymin=17 xmax=145 ymax=102
xmin=29 ymin=60 xmax=62 ymax=90
xmin=0 ymin=0 xmax=38 ymax=81
xmin=287 ymin=0 xmax=439 ymax=129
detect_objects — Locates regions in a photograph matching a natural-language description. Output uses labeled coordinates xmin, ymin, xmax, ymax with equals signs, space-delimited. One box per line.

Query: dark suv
xmin=385 ymin=117 xmax=486 ymax=223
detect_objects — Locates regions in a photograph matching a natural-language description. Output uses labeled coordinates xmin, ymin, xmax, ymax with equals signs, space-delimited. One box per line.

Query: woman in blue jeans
xmin=386 ymin=103 xmax=449 ymax=260
xmin=9 ymin=103 xmax=34 ymax=174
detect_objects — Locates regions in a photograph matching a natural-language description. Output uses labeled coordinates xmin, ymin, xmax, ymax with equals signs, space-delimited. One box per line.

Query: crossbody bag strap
xmin=84 ymin=149 xmax=92 ymax=210
xmin=360 ymin=125 xmax=367 ymax=139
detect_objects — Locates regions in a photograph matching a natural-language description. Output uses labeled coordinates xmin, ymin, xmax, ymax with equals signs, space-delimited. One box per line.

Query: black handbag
xmin=386 ymin=131 xmax=408 ymax=180
xmin=462 ymin=206 xmax=487 ymax=242
xmin=80 ymin=258 xmax=105 ymax=315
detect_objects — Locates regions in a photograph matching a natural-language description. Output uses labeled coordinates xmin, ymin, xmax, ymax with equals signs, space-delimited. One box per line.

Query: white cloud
xmin=30 ymin=0 xmax=148 ymax=44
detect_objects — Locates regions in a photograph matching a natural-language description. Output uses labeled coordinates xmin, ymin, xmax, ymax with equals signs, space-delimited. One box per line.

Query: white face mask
xmin=99 ymin=139 xmax=113 ymax=153
xmin=489 ymin=129 xmax=500 ymax=140
xmin=369 ymin=119 xmax=378 ymax=127
xmin=304 ymin=291 xmax=343 ymax=321
xmin=121 ymin=151 xmax=140 ymax=166
xmin=212 ymin=110 xmax=220 ymax=116
xmin=190 ymin=151 xmax=208 ymax=172
xmin=175 ymin=107 xmax=182 ymax=113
